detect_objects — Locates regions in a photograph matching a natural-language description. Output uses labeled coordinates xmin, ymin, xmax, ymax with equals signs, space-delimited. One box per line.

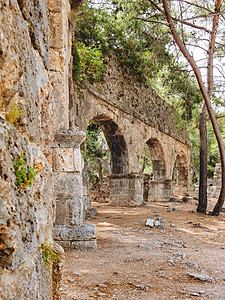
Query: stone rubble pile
xmin=145 ymin=216 xmax=166 ymax=229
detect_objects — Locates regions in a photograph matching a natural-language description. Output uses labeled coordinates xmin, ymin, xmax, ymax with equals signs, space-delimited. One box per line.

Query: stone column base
xmin=109 ymin=173 xmax=144 ymax=206
xmin=148 ymin=180 xmax=174 ymax=201
xmin=173 ymin=185 xmax=192 ymax=197
xmin=53 ymin=223 xmax=97 ymax=250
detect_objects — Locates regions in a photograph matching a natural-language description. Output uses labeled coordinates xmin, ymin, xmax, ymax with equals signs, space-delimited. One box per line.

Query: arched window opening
xmin=173 ymin=154 xmax=189 ymax=188
xmin=146 ymin=138 xmax=166 ymax=181
xmin=81 ymin=120 xmax=110 ymax=182
xmin=139 ymin=144 xmax=153 ymax=178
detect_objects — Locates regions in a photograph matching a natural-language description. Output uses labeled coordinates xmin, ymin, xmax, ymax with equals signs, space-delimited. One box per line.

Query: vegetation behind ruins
xmin=75 ymin=0 xmax=225 ymax=182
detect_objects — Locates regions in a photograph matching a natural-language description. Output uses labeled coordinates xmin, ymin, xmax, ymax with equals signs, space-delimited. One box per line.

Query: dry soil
xmin=61 ymin=198 xmax=225 ymax=299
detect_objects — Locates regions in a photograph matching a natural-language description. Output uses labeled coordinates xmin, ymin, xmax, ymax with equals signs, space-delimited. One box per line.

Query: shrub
xmin=14 ymin=153 xmax=37 ymax=190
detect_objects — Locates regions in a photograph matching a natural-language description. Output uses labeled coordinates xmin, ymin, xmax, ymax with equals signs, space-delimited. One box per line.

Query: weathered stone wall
xmin=75 ymin=56 xmax=192 ymax=205
xmin=0 ymin=0 xmax=88 ymax=298
xmin=93 ymin=56 xmax=190 ymax=145
xmin=0 ymin=120 xmax=54 ymax=299
xmin=78 ymin=85 xmax=191 ymax=181
xmin=90 ymin=177 xmax=110 ymax=204
xmin=0 ymin=0 xmax=56 ymax=298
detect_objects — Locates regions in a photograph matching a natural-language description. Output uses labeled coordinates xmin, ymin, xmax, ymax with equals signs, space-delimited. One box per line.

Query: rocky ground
xmin=60 ymin=198 xmax=225 ymax=299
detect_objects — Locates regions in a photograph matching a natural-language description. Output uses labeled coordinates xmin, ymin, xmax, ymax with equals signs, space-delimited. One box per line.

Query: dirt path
xmin=60 ymin=199 xmax=225 ymax=299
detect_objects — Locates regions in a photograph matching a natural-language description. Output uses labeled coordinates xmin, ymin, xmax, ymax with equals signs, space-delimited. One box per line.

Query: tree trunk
xmin=98 ymin=157 xmax=111 ymax=174
xmin=98 ymin=162 xmax=103 ymax=180
xmin=162 ymin=0 xmax=225 ymax=216
xmin=197 ymin=102 xmax=207 ymax=213
xmin=139 ymin=156 xmax=146 ymax=173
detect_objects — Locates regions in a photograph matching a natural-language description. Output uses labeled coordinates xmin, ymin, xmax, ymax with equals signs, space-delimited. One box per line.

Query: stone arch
xmin=146 ymin=138 xmax=166 ymax=180
xmin=173 ymin=152 xmax=189 ymax=188
xmin=91 ymin=115 xmax=129 ymax=175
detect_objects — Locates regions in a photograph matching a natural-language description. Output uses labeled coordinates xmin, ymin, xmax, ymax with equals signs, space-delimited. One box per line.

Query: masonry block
xmin=109 ymin=174 xmax=144 ymax=206
xmin=53 ymin=224 xmax=97 ymax=250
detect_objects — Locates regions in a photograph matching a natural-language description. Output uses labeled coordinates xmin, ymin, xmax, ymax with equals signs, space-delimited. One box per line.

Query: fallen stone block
xmin=145 ymin=216 xmax=154 ymax=228
xmin=188 ymin=273 xmax=214 ymax=282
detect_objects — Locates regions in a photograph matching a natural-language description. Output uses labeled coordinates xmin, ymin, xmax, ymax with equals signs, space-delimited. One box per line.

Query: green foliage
xmin=75 ymin=0 xmax=202 ymax=109
xmin=41 ymin=242 xmax=61 ymax=271
xmin=75 ymin=1 xmax=224 ymax=184
xmin=81 ymin=121 xmax=110 ymax=181
xmin=139 ymin=145 xmax=152 ymax=174
xmin=75 ymin=0 xmax=172 ymax=82
xmin=6 ymin=100 xmax=24 ymax=126
xmin=14 ymin=153 xmax=37 ymax=190
xmin=72 ymin=41 xmax=105 ymax=84
xmin=188 ymin=107 xmax=225 ymax=182
xmin=72 ymin=43 xmax=82 ymax=82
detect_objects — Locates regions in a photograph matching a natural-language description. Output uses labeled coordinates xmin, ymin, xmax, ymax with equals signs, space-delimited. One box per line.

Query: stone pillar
xmin=147 ymin=180 xmax=174 ymax=202
xmin=48 ymin=0 xmax=71 ymax=131
xmin=52 ymin=129 xmax=97 ymax=250
xmin=109 ymin=173 xmax=144 ymax=206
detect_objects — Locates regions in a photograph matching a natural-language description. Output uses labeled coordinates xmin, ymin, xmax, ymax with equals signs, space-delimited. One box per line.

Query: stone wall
xmin=0 ymin=0 xmax=91 ymax=298
xmin=89 ymin=56 xmax=190 ymax=145
xmin=0 ymin=0 xmax=56 ymax=298
xmin=75 ymin=55 xmax=192 ymax=206
xmin=90 ymin=177 xmax=110 ymax=204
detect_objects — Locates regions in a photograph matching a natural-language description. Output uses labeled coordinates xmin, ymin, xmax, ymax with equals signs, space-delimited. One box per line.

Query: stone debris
xmin=166 ymin=207 xmax=178 ymax=212
xmin=145 ymin=216 xmax=154 ymax=228
xmin=97 ymin=284 xmax=108 ymax=288
xmin=97 ymin=292 xmax=108 ymax=296
xmin=67 ymin=276 xmax=75 ymax=283
xmin=164 ymin=242 xmax=176 ymax=247
xmin=135 ymin=284 xmax=149 ymax=291
xmin=167 ymin=258 xmax=176 ymax=265
xmin=145 ymin=216 xmax=166 ymax=229
xmin=182 ymin=196 xmax=192 ymax=202
xmin=191 ymin=292 xmax=200 ymax=297
xmin=169 ymin=197 xmax=176 ymax=202
xmin=128 ymin=282 xmax=149 ymax=291
xmin=188 ymin=273 xmax=214 ymax=282
xmin=170 ymin=223 xmax=176 ymax=228
xmin=85 ymin=208 xmax=98 ymax=219
xmin=185 ymin=262 xmax=199 ymax=270
xmin=175 ymin=253 xmax=186 ymax=259
xmin=125 ymin=257 xmax=145 ymax=262
xmin=139 ymin=244 xmax=154 ymax=251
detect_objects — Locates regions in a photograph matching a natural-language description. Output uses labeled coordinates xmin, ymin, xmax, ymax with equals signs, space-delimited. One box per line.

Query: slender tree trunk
xmin=98 ymin=162 xmax=103 ymax=180
xmin=162 ymin=0 xmax=225 ymax=216
xmin=98 ymin=157 xmax=111 ymax=174
xmin=139 ymin=156 xmax=146 ymax=173
xmin=197 ymin=102 xmax=207 ymax=213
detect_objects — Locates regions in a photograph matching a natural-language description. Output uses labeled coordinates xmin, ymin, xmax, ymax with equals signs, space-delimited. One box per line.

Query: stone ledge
xmin=58 ymin=240 xmax=97 ymax=250
xmin=53 ymin=223 xmax=96 ymax=241
xmin=53 ymin=129 xmax=86 ymax=148
xmin=108 ymin=173 xmax=144 ymax=180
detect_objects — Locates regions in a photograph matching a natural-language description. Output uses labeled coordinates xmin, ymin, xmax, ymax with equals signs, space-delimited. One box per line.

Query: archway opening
xmin=146 ymin=138 xmax=166 ymax=180
xmin=81 ymin=116 xmax=128 ymax=206
xmin=172 ymin=154 xmax=189 ymax=195
xmin=81 ymin=120 xmax=110 ymax=182
xmin=139 ymin=144 xmax=153 ymax=176
xmin=140 ymin=139 xmax=170 ymax=203
xmin=93 ymin=115 xmax=128 ymax=175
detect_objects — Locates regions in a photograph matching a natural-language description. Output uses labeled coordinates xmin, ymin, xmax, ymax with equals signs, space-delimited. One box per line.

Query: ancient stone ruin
xmin=77 ymin=58 xmax=192 ymax=205
xmin=0 ymin=0 xmax=192 ymax=299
